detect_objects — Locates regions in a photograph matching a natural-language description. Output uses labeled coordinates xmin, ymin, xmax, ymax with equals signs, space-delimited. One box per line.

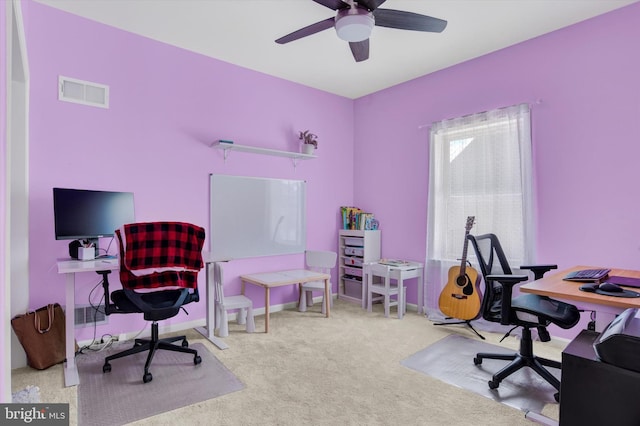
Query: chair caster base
xmin=488 ymin=379 xmax=500 ymax=389
xmin=194 ymin=355 xmax=202 ymax=365
xmin=143 ymin=372 xmax=152 ymax=383
xmin=102 ymin=363 xmax=111 ymax=373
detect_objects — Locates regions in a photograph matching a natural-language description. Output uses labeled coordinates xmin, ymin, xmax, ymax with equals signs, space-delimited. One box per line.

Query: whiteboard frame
xmin=209 ymin=174 xmax=307 ymax=261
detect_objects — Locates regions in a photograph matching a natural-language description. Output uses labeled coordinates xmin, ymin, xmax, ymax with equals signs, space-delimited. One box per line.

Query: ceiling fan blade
xmin=355 ymin=0 xmax=387 ymax=11
xmin=313 ymin=0 xmax=350 ymax=10
xmin=373 ymin=9 xmax=447 ymax=33
xmin=349 ymin=39 xmax=369 ymax=62
xmin=275 ymin=18 xmax=336 ymax=44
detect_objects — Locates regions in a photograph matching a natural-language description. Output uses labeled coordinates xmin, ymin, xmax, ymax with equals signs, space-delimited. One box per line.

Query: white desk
xmin=57 ymin=252 xmax=226 ymax=387
xmin=193 ymin=253 xmax=228 ymax=350
xmin=240 ymin=269 xmax=331 ymax=333
xmin=361 ymin=261 xmax=425 ymax=314
xmin=57 ymin=258 xmax=120 ymax=387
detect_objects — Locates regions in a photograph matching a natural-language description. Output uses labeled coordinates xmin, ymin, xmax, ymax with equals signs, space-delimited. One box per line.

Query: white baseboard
xmin=77 ymin=297 xmax=313 ymax=347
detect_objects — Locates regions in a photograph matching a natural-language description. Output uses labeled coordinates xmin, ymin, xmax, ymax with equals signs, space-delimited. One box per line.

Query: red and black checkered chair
xmin=98 ymin=221 xmax=205 ymax=383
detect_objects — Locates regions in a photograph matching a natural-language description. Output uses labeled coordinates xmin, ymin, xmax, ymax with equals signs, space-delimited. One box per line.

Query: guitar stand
xmin=434 ymin=318 xmax=485 ymax=340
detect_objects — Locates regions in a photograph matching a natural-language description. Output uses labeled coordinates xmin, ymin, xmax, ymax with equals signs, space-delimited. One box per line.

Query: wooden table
xmin=520 ymin=265 xmax=640 ymax=331
xmin=240 ymin=269 xmax=331 ymax=333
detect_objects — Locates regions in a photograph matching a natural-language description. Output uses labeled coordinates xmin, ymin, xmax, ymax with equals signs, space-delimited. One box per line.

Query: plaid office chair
xmin=98 ymin=221 xmax=205 ymax=383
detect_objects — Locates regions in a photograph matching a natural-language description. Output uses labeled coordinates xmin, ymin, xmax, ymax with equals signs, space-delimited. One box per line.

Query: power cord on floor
xmin=86 ymin=334 xmax=119 ymax=352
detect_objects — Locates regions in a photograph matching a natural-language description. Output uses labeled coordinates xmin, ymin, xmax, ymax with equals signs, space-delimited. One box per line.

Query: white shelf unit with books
xmin=338 ymin=230 xmax=381 ymax=305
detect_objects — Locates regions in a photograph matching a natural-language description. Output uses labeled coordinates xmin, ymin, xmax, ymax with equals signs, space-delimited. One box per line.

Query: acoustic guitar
xmin=438 ymin=216 xmax=482 ymax=321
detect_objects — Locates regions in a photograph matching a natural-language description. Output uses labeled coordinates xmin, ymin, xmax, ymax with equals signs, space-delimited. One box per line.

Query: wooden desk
xmin=520 ymin=265 xmax=640 ymax=331
xmin=361 ymin=261 xmax=425 ymax=314
xmin=240 ymin=269 xmax=331 ymax=333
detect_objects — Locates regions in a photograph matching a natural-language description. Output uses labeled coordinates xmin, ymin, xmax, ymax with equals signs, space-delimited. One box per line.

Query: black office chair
xmin=97 ymin=221 xmax=205 ymax=383
xmin=467 ymin=233 xmax=580 ymax=401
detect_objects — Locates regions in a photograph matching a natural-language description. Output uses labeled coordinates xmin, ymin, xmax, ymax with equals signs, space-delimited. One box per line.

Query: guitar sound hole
xmin=457 ymin=275 xmax=474 ymax=296
xmin=456 ymin=275 xmax=468 ymax=287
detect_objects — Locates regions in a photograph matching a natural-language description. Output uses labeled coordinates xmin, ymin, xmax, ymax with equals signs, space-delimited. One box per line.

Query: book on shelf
xmin=340 ymin=206 xmax=378 ymax=230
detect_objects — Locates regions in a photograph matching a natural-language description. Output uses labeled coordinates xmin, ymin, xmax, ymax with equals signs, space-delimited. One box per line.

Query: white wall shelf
xmin=211 ymin=140 xmax=316 ymax=168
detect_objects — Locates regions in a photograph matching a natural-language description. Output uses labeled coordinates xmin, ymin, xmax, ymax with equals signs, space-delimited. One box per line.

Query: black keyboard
xmin=563 ymin=268 xmax=611 ymax=282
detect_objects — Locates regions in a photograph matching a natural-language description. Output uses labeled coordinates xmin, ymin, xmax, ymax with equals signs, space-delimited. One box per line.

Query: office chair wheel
xmin=102 ymin=363 xmax=111 ymax=373
xmin=488 ymin=380 xmax=500 ymax=389
xmin=194 ymin=355 xmax=202 ymax=365
xmin=181 ymin=339 xmax=189 ymax=347
xmin=143 ymin=372 xmax=153 ymax=383
xmin=473 ymin=357 xmax=482 ymax=365
xmin=554 ymin=392 xmax=560 ymax=403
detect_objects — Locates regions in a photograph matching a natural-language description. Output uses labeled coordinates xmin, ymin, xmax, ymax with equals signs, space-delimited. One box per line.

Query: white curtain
xmin=425 ymin=103 xmax=534 ymax=321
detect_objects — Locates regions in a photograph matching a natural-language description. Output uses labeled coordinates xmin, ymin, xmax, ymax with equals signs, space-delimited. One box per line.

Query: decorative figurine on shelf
xmin=298 ymin=130 xmax=318 ymax=155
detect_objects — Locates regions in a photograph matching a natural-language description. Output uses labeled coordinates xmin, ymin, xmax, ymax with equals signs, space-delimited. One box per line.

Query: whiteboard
xmin=209 ymin=174 xmax=306 ymax=260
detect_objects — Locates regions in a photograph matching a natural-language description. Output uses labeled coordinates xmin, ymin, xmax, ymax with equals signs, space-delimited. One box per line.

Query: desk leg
xmin=417 ymin=269 xmax=425 ymax=315
xmin=194 ymin=262 xmax=229 ymax=350
xmin=324 ymin=278 xmax=331 ymax=318
xmin=63 ymin=273 xmax=79 ymax=387
xmin=265 ymin=288 xmax=270 ymax=333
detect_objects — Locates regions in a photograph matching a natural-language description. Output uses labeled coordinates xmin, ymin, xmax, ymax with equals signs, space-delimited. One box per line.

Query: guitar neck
xmin=459 ymin=231 xmax=470 ymax=275
xmin=458 ymin=216 xmax=475 ymax=277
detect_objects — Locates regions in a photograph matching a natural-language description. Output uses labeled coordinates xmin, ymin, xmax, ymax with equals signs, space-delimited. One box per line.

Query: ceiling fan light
xmin=335 ymin=11 xmax=374 ymax=42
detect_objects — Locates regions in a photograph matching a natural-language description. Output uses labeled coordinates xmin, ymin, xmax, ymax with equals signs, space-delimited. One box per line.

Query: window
xmin=425 ymin=103 xmax=534 ymax=314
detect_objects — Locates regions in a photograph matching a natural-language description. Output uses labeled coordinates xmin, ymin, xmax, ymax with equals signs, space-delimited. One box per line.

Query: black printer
xmin=593 ymin=307 xmax=640 ymax=372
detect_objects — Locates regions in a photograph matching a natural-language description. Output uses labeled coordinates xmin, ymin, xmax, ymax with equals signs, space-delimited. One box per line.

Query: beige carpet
xmin=11 ymin=299 xmax=562 ymax=425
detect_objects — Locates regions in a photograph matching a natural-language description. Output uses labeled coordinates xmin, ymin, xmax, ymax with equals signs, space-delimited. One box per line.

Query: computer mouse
xmin=599 ymin=282 xmax=624 ymax=293
xmin=579 ymin=283 xmax=599 ymax=292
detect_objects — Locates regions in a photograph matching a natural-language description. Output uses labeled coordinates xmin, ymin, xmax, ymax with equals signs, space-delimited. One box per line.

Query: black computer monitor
xmin=53 ymin=187 xmax=135 ymax=258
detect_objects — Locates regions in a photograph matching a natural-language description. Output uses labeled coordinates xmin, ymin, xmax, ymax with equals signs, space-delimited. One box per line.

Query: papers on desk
xmin=378 ymin=259 xmax=411 ymax=267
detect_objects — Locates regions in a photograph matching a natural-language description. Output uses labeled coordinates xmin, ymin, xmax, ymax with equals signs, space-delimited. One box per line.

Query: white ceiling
xmin=34 ymin=0 xmax=637 ymax=99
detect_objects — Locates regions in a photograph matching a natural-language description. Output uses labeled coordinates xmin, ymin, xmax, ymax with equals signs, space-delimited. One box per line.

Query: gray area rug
xmin=401 ymin=334 xmax=559 ymax=414
xmin=77 ymin=342 xmax=244 ymax=426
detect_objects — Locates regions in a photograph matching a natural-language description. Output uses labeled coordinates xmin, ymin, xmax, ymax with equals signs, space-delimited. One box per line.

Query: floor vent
xmin=74 ymin=304 xmax=107 ymax=328
xmin=58 ymin=75 xmax=109 ymax=108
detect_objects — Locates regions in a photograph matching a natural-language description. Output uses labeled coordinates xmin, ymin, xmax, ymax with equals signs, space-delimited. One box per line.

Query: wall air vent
xmin=74 ymin=304 xmax=107 ymax=328
xmin=58 ymin=75 xmax=109 ymax=108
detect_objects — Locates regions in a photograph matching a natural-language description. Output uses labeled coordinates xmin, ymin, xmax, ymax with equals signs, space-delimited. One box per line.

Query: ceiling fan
xmin=275 ymin=0 xmax=447 ymax=62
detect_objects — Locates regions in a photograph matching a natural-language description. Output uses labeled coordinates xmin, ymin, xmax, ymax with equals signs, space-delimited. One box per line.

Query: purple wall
xmin=354 ymin=2 xmax=640 ymax=338
xmin=24 ymin=1 xmax=354 ymax=341
xmin=1 ymin=0 xmax=8 ymax=403
xmin=16 ymin=0 xmax=640 ymax=345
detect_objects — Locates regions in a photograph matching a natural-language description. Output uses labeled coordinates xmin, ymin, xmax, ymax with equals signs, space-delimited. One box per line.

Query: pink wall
xmin=24 ymin=1 xmax=354 ymax=341
xmin=15 ymin=0 xmax=640 ymax=346
xmin=353 ymin=2 xmax=640 ymax=338
xmin=1 ymin=0 xmax=8 ymax=403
